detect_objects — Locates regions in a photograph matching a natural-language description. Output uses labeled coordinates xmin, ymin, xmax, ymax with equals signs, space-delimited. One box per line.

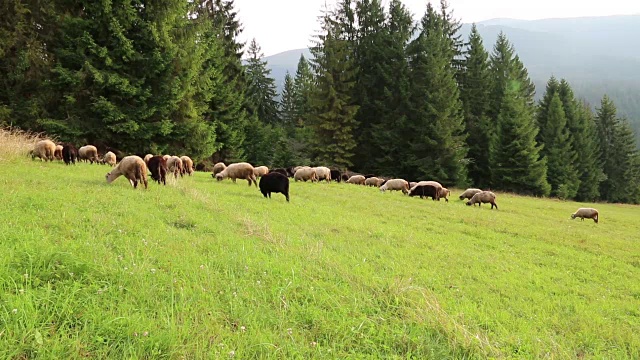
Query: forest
xmin=1 ymin=0 xmax=639 ymax=204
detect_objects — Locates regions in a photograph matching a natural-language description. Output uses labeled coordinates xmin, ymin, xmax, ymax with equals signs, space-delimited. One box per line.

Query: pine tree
xmin=438 ymin=0 xmax=465 ymax=80
xmin=293 ymin=55 xmax=314 ymax=128
xmin=406 ymin=4 xmax=468 ymax=185
xmin=308 ymin=5 xmax=359 ymax=168
xmin=595 ymin=95 xmax=619 ymax=201
xmin=491 ymin=81 xmax=551 ymax=196
xmin=460 ymin=24 xmax=492 ymax=187
xmin=535 ymin=76 xmax=560 ymax=144
xmin=244 ymin=39 xmax=280 ymax=125
xmin=538 ymin=92 xmax=580 ymax=199
xmin=279 ymin=72 xmax=297 ymax=135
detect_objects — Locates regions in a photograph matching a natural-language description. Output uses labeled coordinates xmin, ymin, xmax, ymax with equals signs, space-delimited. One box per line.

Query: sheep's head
xmin=105 ymin=171 xmax=116 ymax=183
xmin=215 ymin=173 xmax=225 ymax=181
xmin=466 ymin=201 xmax=473 ymax=206
xmin=570 ymin=213 xmax=576 ymax=220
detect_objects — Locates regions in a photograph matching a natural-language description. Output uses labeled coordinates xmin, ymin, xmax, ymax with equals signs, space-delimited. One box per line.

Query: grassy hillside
xmin=1 ymin=154 xmax=639 ymax=358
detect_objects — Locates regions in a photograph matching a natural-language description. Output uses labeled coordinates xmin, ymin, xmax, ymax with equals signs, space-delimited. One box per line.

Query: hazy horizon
xmin=233 ymin=0 xmax=639 ymax=57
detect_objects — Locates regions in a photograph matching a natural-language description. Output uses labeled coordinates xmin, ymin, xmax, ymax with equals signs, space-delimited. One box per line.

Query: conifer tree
xmin=535 ymin=76 xmax=560 ymax=144
xmin=245 ymin=39 xmax=280 ymax=125
xmin=293 ymin=55 xmax=314 ymax=128
xmin=460 ymin=24 xmax=492 ymax=187
xmin=279 ymin=72 xmax=297 ymax=134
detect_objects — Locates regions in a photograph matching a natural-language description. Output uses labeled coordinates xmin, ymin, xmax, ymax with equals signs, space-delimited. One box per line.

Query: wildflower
xmin=12 ymin=309 xmax=17 ymax=314
xmin=287 ymin=328 xmax=292 ymax=336
xmin=240 ymin=326 xmax=246 ymax=332
xmin=311 ymin=341 xmax=317 ymax=346
xmin=200 ymin=265 xmax=204 ymax=269
xmin=229 ymin=350 xmax=235 ymax=357
xmin=143 ymin=331 xmax=149 ymax=337
xmin=150 ymin=268 xmax=156 ymax=274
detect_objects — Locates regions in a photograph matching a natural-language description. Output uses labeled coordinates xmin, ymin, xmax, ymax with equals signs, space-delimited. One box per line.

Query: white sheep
xmin=167 ymin=156 xmax=183 ymax=178
xmin=379 ymin=179 xmax=409 ymax=194
xmin=180 ymin=156 xmax=194 ymax=176
xmin=31 ymin=140 xmax=56 ymax=162
xmin=78 ymin=145 xmax=99 ymax=164
xmin=215 ymin=162 xmax=257 ymax=187
xmin=102 ymin=151 xmax=117 ymax=167
xmin=294 ymin=167 xmax=318 ymax=182
xmin=571 ymin=208 xmax=599 ymax=223
xmin=313 ymin=166 xmax=332 ymax=183
xmin=253 ymin=165 xmax=269 ymax=178
xmin=105 ymin=155 xmax=148 ymax=189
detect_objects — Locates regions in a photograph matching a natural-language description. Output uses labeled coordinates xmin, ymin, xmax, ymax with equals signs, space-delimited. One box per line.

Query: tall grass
xmin=0 ymin=127 xmax=50 ymax=163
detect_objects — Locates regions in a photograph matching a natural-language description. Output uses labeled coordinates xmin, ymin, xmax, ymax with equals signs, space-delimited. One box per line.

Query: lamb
xmin=330 ymin=169 xmax=342 ymax=182
xmin=105 ymin=155 xmax=148 ymax=189
xmin=78 ymin=145 xmax=99 ymax=164
xmin=294 ymin=167 xmax=318 ymax=182
xmin=167 ymin=156 xmax=184 ymax=178
xmin=438 ymin=187 xmax=451 ymax=203
xmin=144 ymin=154 xmax=153 ymax=164
xmin=365 ymin=177 xmax=385 ymax=187
xmin=253 ymin=165 xmax=269 ymax=178
xmin=180 ymin=156 xmax=194 ymax=176
xmin=54 ymin=144 xmax=64 ymax=160
xmin=459 ymin=188 xmax=483 ymax=200
xmin=62 ymin=143 xmax=78 ymax=165
xmin=571 ymin=208 xmax=598 ymax=223
xmin=102 ymin=151 xmax=117 ymax=167
xmin=466 ymin=191 xmax=498 ymax=209
xmin=147 ymin=155 xmax=168 ymax=185
xmin=31 ymin=140 xmax=56 ymax=162
xmin=212 ymin=162 xmax=227 ymax=178
xmin=346 ymin=175 xmax=366 ymax=185
xmin=259 ymin=172 xmax=290 ymax=202
xmin=408 ymin=184 xmax=440 ymax=200
xmin=313 ymin=166 xmax=332 ymax=183
xmin=380 ymin=179 xmax=409 ymax=194
xmin=215 ymin=162 xmax=257 ymax=187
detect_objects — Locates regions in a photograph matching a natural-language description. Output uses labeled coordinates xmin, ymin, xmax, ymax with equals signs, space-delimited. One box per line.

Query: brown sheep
xmin=459 ymin=188 xmax=483 ymax=200
xmin=167 ymin=156 xmax=183 ymax=178
xmin=105 ymin=155 xmax=148 ymax=189
xmin=365 ymin=177 xmax=385 ymax=187
xmin=253 ymin=165 xmax=269 ymax=178
xmin=294 ymin=167 xmax=318 ymax=182
xmin=31 ymin=140 xmax=56 ymax=162
xmin=215 ymin=162 xmax=257 ymax=187
xmin=102 ymin=151 xmax=117 ymax=167
xmin=78 ymin=145 xmax=99 ymax=164
xmin=438 ymin=187 xmax=451 ymax=203
xmin=346 ymin=175 xmax=366 ymax=185
xmin=54 ymin=144 xmax=64 ymax=160
xmin=162 ymin=154 xmax=171 ymax=162
xmin=571 ymin=208 xmax=598 ymax=223
xmin=466 ymin=191 xmax=498 ymax=209
xmin=212 ymin=162 xmax=227 ymax=178
xmin=180 ymin=156 xmax=194 ymax=176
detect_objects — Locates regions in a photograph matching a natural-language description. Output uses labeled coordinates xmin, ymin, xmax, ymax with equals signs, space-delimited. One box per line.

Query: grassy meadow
xmin=1 ymin=143 xmax=639 ymax=358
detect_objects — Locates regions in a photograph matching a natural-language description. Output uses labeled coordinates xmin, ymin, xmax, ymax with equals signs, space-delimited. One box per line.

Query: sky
xmin=233 ymin=0 xmax=639 ymax=57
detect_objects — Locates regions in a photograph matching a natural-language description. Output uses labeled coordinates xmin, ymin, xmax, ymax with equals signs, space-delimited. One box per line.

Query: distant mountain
xmin=263 ymin=15 xmax=640 ymax=144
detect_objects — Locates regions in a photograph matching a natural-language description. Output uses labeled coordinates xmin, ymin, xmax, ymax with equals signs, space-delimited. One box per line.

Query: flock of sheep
xmin=29 ymin=139 xmax=600 ymax=223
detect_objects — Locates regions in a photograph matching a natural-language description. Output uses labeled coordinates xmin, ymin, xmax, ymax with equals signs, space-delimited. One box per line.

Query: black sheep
xmin=330 ymin=169 xmax=341 ymax=182
xmin=259 ymin=172 xmax=290 ymax=202
xmin=408 ymin=184 xmax=440 ymax=201
xmin=271 ymin=168 xmax=288 ymax=177
xmin=147 ymin=155 xmax=168 ymax=185
xmin=285 ymin=166 xmax=296 ymax=178
xmin=62 ymin=143 xmax=78 ymax=165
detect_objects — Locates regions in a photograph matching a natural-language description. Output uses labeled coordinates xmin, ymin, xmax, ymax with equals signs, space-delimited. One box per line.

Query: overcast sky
xmin=233 ymin=0 xmax=638 ymax=57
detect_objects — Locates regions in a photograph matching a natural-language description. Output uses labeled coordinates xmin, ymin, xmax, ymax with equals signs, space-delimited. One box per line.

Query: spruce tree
xmin=595 ymin=95 xmax=619 ymax=201
xmin=460 ymin=24 xmax=492 ymax=187
xmin=280 ymin=72 xmax=297 ymax=135
xmin=244 ymin=39 xmax=280 ymax=125
xmin=308 ymin=6 xmax=359 ymax=168
xmin=293 ymin=55 xmax=314 ymax=128
xmin=535 ymin=76 xmax=560 ymax=144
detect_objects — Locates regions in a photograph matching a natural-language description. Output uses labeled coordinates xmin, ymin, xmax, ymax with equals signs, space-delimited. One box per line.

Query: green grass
xmin=1 ymin=158 xmax=639 ymax=359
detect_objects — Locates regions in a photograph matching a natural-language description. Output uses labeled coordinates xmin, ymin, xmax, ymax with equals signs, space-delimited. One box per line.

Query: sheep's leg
xmin=129 ymin=179 xmax=135 ymax=187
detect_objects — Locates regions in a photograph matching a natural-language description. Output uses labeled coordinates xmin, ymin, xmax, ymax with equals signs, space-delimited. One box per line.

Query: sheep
xmin=285 ymin=167 xmax=296 ymax=177
xmin=259 ymin=172 xmax=290 ymax=202
xmin=211 ymin=162 xmax=227 ymax=178
xmin=294 ymin=167 xmax=318 ymax=182
xmin=253 ymin=165 xmax=269 ymax=178
xmin=105 ymin=155 xmax=148 ymax=189
xmin=78 ymin=145 xmax=99 ymax=164
xmin=62 ymin=143 xmax=78 ymax=165
xmin=365 ymin=177 xmax=385 ymax=187
xmin=54 ymin=144 xmax=64 ymax=160
xmin=346 ymin=175 xmax=366 ymax=185
xmin=314 ymin=166 xmax=332 ymax=183
xmin=380 ymin=179 xmax=409 ymax=193
xmin=147 ymin=155 xmax=168 ymax=185
xmin=330 ymin=169 xmax=341 ymax=182
xmin=144 ymin=154 xmax=153 ymax=164
xmin=180 ymin=156 xmax=194 ymax=176
xmin=271 ymin=168 xmax=289 ymax=176
xmin=411 ymin=180 xmax=443 ymax=190
xmin=215 ymin=162 xmax=257 ymax=187
xmin=102 ymin=151 xmax=117 ymax=167
xmin=162 ymin=154 xmax=171 ymax=162
xmin=438 ymin=187 xmax=451 ymax=203
xmin=167 ymin=156 xmax=183 ymax=178
xmin=409 ymin=182 xmax=418 ymax=189
xmin=571 ymin=208 xmax=598 ymax=223
xmin=31 ymin=140 xmax=56 ymax=162
xmin=466 ymin=191 xmax=498 ymax=209
xmin=408 ymin=184 xmax=440 ymax=200
xmin=459 ymin=188 xmax=483 ymax=200
xmin=363 ymin=174 xmax=377 ymax=179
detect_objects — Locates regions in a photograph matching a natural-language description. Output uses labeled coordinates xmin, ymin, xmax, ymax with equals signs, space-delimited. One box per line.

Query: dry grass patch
xmin=0 ymin=127 xmax=51 ymax=163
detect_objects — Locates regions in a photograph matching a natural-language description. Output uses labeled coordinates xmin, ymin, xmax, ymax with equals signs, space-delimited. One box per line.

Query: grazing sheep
xmin=571 ymin=208 xmax=598 ymax=223
xmin=363 ymin=174 xmax=377 ymax=179
xmin=32 ymin=140 xmax=56 ymax=162
xmin=380 ymin=179 xmax=409 ymax=193
xmin=54 ymin=144 xmax=63 ymax=160
xmin=253 ymin=165 xmax=269 ymax=178
xmin=285 ymin=167 xmax=296 ymax=177
xmin=62 ymin=143 xmax=78 ymax=165
xmin=259 ymin=172 xmax=290 ymax=202
xmin=330 ymin=169 xmax=341 ymax=182
xmin=105 ymin=155 xmax=148 ymax=189
xmin=438 ymin=187 xmax=451 ymax=203
xmin=167 ymin=156 xmax=183 ymax=178
xmin=102 ymin=151 xmax=117 ymax=167
xmin=78 ymin=145 xmax=99 ymax=164
xmin=215 ymin=162 xmax=257 ymax=187
xmin=144 ymin=154 xmax=153 ymax=164
xmin=365 ymin=177 xmax=385 ymax=187
xmin=410 ymin=180 xmax=443 ymax=190
xmin=147 ymin=155 xmax=168 ymax=185
xmin=314 ymin=166 xmax=332 ymax=183
xmin=211 ymin=162 xmax=227 ymax=178
xmin=409 ymin=182 xmax=418 ymax=189
xmin=466 ymin=191 xmax=498 ymax=209
xmin=294 ymin=167 xmax=318 ymax=182
xmin=271 ymin=168 xmax=288 ymax=176
xmin=162 ymin=154 xmax=171 ymax=162
xmin=408 ymin=184 xmax=440 ymax=200
xmin=346 ymin=175 xmax=366 ymax=185
xmin=459 ymin=188 xmax=483 ymax=200
xmin=180 ymin=156 xmax=194 ymax=176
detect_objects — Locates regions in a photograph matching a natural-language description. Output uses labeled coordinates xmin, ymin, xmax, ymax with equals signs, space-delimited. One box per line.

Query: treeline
xmin=1 ymin=0 xmax=639 ymax=204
